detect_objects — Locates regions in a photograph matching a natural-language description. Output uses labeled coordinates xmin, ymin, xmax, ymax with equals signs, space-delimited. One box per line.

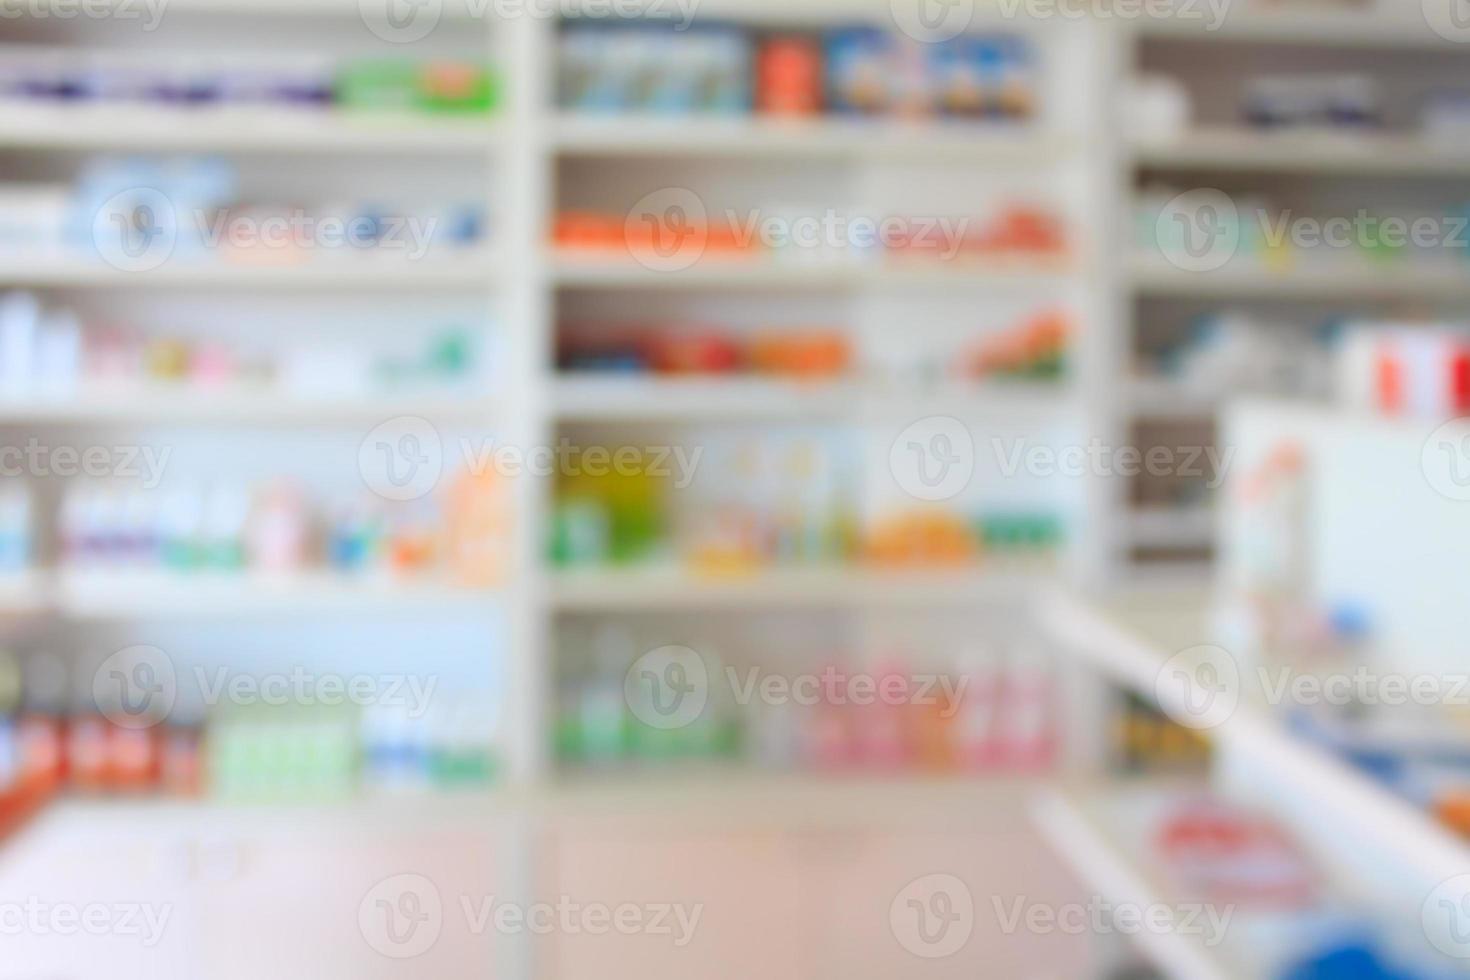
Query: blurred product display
xmin=0 ymin=650 xmax=496 ymax=803
xmin=1136 ymin=186 xmax=1470 ymax=270
xmin=557 ymin=22 xmax=1035 ymax=121
xmin=0 ymin=47 xmax=498 ymax=116
xmin=555 ymin=203 xmax=1067 ymax=263
xmin=559 ymin=324 xmax=851 ymax=379
xmin=1243 ymin=74 xmax=1383 ymax=131
xmin=556 ymin=626 xmax=1056 ymax=775
xmin=1113 ymin=692 xmax=1211 ymax=775
xmin=1144 ymin=793 xmax=1462 ymax=979
xmin=0 ymin=292 xmax=482 ymax=399
xmin=1138 ymin=311 xmax=1332 ymax=399
xmin=58 ymin=471 xmax=507 ymax=585
xmin=549 ymin=436 xmax=1064 ymax=573
xmin=1335 ymin=321 xmax=1470 ymax=419
xmin=0 ymin=157 xmax=488 ymax=266
xmin=557 ymin=308 xmax=1070 ymax=384
xmin=1 ymin=5 xmax=1467 ymax=979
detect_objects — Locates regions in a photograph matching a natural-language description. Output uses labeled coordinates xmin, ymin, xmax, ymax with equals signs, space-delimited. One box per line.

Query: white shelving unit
xmin=1041 ymin=578 xmax=1470 ymax=904
xmin=10 ymin=4 xmax=1467 ymax=979
xmin=1114 ymin=9 xmax=1470 ymax=577
xmin=1034 ymin=783 xmax=1242 ymax=980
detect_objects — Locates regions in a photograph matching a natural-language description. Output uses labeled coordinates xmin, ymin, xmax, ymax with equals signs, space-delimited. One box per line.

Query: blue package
xmin=825 ymin=27 xmax=893 ymax=115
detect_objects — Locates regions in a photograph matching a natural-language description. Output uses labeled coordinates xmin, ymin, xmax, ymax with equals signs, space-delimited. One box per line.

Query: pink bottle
xmin=949 ymin=643 xmax=1003 ymax=771
xmin=854 ymin=653 xmax=915 ymax=772
xmin=998 ymin=650 xmax=1056 ymax=772
xmin=800 ymin=656 xmax=854 ymax=771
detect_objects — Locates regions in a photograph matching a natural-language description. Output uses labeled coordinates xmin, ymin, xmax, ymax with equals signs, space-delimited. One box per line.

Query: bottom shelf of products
xmin=1036 ymin=782 xmax=1465 ymax=980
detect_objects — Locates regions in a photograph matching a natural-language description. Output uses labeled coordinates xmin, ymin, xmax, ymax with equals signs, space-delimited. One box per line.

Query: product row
xmin=0 ymin=651 xmax=496 ymax=802
xmin=56 ymin=475 xmax=506 ymax=584
xmin=1336 ymin=321 xmax=1470 ymax=419
xmin=0 ymin=48 xmax=497 ymax=116
xmin=0 ymin=293 xmax=483 ymax=398
xmin=550 ymin=437 xmax=1064 ymax=572
xmin=1130 ymin=68 xmax=1470 ymax=144
xmin=1 ymin=158 xmax=488 ymax=267
xmin=557 ymin=308 xmax=1069 ymax=384
xmin=558 ymin=22 xmax=1035 ymax=120
xmin=1136 ymin=310 xmax=1332 ymax=399
xmin=1137 ymin=186 xmax=1470 ymax=268
xmin=1112 ymin=787 xmax=1461 ymax=978
xmin=555 ymin=204 xmax=1066 ymax=264
xmin=556 ymin=628 xmax=1056 ymax=773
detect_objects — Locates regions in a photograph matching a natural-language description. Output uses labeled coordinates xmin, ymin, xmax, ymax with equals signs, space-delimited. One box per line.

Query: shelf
xmin=0 ymin=255 xmax=496 ymax=290
xmin=1133 ymin=126 xmax=1470 ymax=177
xmin=553 ymin=376 xmax=1070 ymax=421
xmin=550 ymin=566 xmax=1051 ymax=611
xmin=0 ymin=106 xmax=500 ymax=155
xmin=19 ymin=0 xmax=487 ymax=15
xmin=1034 ymin=787 xmax=1240 ymax=980
xmin=547 ymin=772 xmax=1042 ymax=827
xmin=1134 ymin=9 xmax=1468 ymax=49
xmin=1127 ymin=255 xmax=1470 ymax=300
xmin=1125 ymin=506 xmax=1215 ymax=550
xmin=551 ymin=253 xmax=1076 ymax=290
xmin=1039 ymin=586 xmax=1470 ymax=892
xmin=0 ymin=572 xmax=53 ymax=617
xmin=52 ymin=570 xmax=500 ymax=619
xmin=1128 ymin=379 xmax=1219 ymax=418
xmin=555 ymin=0 xmax=1059 ymax=28
xmin=552 ymin=115 xmax=1066 ymax=163
xmin=555 ymin=376 xmax=858 ymax=420
xmin=0 ymin=391 xmax=498 ymax=426
xmin=28 ymin=776 xmax=1036 ymax=838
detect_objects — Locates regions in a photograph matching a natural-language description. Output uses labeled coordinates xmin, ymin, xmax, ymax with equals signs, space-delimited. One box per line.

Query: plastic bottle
xmin=578 ymin=625 xmax=630 ymax=767
xmin=949 ymin=641 xmax=1002 ymax=771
